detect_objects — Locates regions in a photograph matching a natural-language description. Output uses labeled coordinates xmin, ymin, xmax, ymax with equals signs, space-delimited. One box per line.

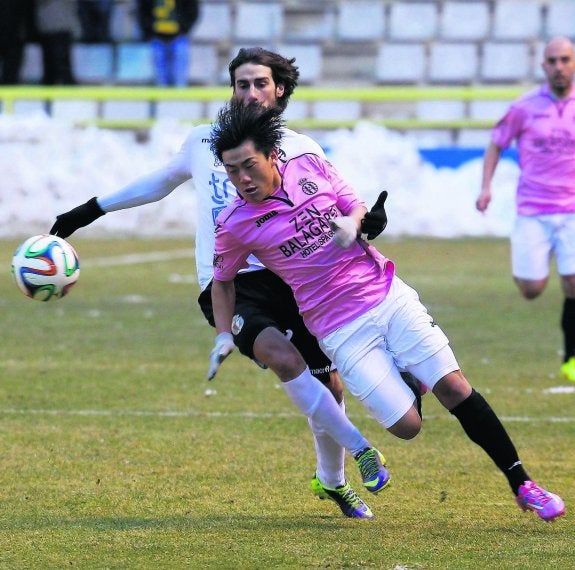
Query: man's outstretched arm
xmin=208 ymin=278 xmax=237 ymax=380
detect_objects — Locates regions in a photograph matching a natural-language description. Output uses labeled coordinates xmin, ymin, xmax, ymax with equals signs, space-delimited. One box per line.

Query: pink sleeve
xmin=491 ymin=105 xmax=525 ymax=149
xmin=213 ymin=222 xmax=249 ymax=281
xmin=316 ymin=156 xmax=367 ymax=214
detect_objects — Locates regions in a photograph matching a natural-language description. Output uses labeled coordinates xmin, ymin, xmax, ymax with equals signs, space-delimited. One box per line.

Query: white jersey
xmin=97 ymin=124 xmax=325 ymax=290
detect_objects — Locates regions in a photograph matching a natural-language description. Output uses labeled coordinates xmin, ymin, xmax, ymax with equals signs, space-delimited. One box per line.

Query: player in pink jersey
xmin=49 ymin=48 xmax=395 ymax=518
xmin=209 ymin=101 xmax=565 ymax=522
xmin=477 ymin=36 xmax=575 ymax=382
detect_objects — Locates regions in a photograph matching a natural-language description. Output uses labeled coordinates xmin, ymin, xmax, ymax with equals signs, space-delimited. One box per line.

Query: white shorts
xmin=319 ymin=276 xmax=459 ymax=427
xmin=511 ymin=214 xmax=575 ymax=280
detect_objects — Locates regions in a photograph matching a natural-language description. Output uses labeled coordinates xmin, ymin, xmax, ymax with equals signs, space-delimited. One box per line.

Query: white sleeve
xmin=280 ymin=128 xmax=326 ymax=161
xmin=97 ymin=133 xmax=194 ymax=212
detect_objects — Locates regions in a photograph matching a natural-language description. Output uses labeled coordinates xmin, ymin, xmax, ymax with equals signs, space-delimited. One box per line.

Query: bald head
xmin=542 ymin=36 xmax=575 ymax=98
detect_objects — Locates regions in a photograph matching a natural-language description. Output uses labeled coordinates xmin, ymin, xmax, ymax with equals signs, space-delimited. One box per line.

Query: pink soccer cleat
xmin=516 ymin=481 xmax=565 ymax=522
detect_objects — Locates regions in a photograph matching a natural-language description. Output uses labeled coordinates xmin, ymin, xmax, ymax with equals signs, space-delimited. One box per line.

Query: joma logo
xmin=256 ymin=210 xmax=279 ymax=227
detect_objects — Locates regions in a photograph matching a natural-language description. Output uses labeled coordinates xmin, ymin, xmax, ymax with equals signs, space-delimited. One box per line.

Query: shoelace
xmin=356 ymin=449 xmax=380 ymax=480
xmin=523 ymin=484 xmax=551 ymax=505
xmin=337 ymin=486 xmax=364 ymax=508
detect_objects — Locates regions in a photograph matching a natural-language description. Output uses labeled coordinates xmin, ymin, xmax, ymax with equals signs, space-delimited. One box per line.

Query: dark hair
xmin=228 ymin=47 xmax=299 ymax=112
xmin=210 ymin=101 xmax=284 ymax=162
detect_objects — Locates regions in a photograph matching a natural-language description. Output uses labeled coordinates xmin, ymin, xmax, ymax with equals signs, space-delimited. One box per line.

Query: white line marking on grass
xmin=0 ymin=408 xmax=574 ymax=423
xmin=544 ymin=385 xmax=575 ymax=394
xmin=82 ymin=249 xmax=195 ymax=268
xmin=0 ymin=408 xmax=305 ymax=420
xmin=497 ymin=416 xmax=575 ymax=423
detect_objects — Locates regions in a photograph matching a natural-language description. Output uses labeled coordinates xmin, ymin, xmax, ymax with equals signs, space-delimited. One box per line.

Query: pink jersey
xmin=213 ymin=153 xmax=395 ymax=339
xmin=491 ymin=84 xmax=575 ymax=216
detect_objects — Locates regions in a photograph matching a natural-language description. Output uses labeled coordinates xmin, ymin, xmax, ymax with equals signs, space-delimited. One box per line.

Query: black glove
xmin=49 ymin=197 xmax=105 ymax=238
xmin=360 ymin=190 xmax=388 ymax=240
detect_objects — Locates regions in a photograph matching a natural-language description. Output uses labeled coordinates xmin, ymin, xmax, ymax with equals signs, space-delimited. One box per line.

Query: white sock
xmin=309 ymin=399 xmax=346 ymax=488
xmin=283 ymin=367 xmax=369 ymax=455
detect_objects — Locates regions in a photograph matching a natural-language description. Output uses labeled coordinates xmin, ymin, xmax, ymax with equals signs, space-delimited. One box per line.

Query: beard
xmin=550 ymin=75 xmax=571 ymax=97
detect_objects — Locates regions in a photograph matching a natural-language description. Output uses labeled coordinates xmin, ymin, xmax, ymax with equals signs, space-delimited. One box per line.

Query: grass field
xmin=2 ymin=236 xmax=574 ymax=569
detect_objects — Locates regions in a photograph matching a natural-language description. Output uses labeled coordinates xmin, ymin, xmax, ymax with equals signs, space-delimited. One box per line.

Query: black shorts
xmin=198 ymin=269 xmax=332 ymax=383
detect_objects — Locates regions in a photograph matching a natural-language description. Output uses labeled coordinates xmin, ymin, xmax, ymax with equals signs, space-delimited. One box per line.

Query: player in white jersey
xmin=49 ymin=48 xmax=393 ymax=519
xmin=208 ymin=100 xmax=565 ymax=522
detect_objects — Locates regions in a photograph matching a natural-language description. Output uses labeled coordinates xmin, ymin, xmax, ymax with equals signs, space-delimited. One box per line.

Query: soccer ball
xmin=11 ymin=234 xmax=80 ymax=301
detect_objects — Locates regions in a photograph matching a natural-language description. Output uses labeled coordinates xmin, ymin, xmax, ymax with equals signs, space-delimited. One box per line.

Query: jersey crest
xmin=298 ymin=178 xmax=319 ymax=196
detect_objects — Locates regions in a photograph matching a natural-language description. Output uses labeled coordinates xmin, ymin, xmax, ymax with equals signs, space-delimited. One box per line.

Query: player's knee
xmin=253 ymin=328 xmax=306 ymax=380
xmin=521 ymin=288 xmax=543 ymax=300
xmin=515 ymin=277 xmax=545 ymax=299
xmin=433 ymin=370 xmax=472 ymax=409
xmin=387 ymin=408 xmax=421 ymax=440
xmin=389 ymin=421 xmax=421 ymax=440
xmin=396 ymin=424 xmax=421 ymax=440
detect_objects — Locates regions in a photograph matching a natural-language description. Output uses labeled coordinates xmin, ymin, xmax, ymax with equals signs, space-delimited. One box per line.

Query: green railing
xmin=0 ymin=85 xmax=528 ymax=130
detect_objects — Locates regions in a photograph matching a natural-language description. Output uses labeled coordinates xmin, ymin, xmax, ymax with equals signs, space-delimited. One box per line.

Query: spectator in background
xmin=476 ymin=36 xmax=575 ymax=382
xmin=77 ymin=0 xmax=113 ymax=43
xmin=137 ymin=0 xmax=199 ymax=87
xmin=35 ymin=0 xmax=79 ymax=84
xmin=0 ymin=0 xmax=34 ymax=84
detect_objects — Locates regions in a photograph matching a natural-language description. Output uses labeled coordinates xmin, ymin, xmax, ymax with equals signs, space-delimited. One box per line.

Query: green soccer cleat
xmin=560 ymin=356 xmax=575 ymax=382
xmin=310 ymin=474 xmax=374 ymax=519
xmin=354 ymin=447 xmax=391 ymax=494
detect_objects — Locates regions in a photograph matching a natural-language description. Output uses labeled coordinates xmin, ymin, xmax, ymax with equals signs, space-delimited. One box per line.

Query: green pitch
xmin=1 ymin=237 xmax=573 ymax=569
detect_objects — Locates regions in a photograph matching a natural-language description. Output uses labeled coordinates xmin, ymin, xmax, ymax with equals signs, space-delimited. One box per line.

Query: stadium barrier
xmin=0 ymin=85 xmax=527 ymax=130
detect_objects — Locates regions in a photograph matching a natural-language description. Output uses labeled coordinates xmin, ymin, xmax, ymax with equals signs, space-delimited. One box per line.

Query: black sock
xmin=450 ymin=389 xmax=530 ymax=495
xmin=561 ymin=298 xmax=575 ymax=362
